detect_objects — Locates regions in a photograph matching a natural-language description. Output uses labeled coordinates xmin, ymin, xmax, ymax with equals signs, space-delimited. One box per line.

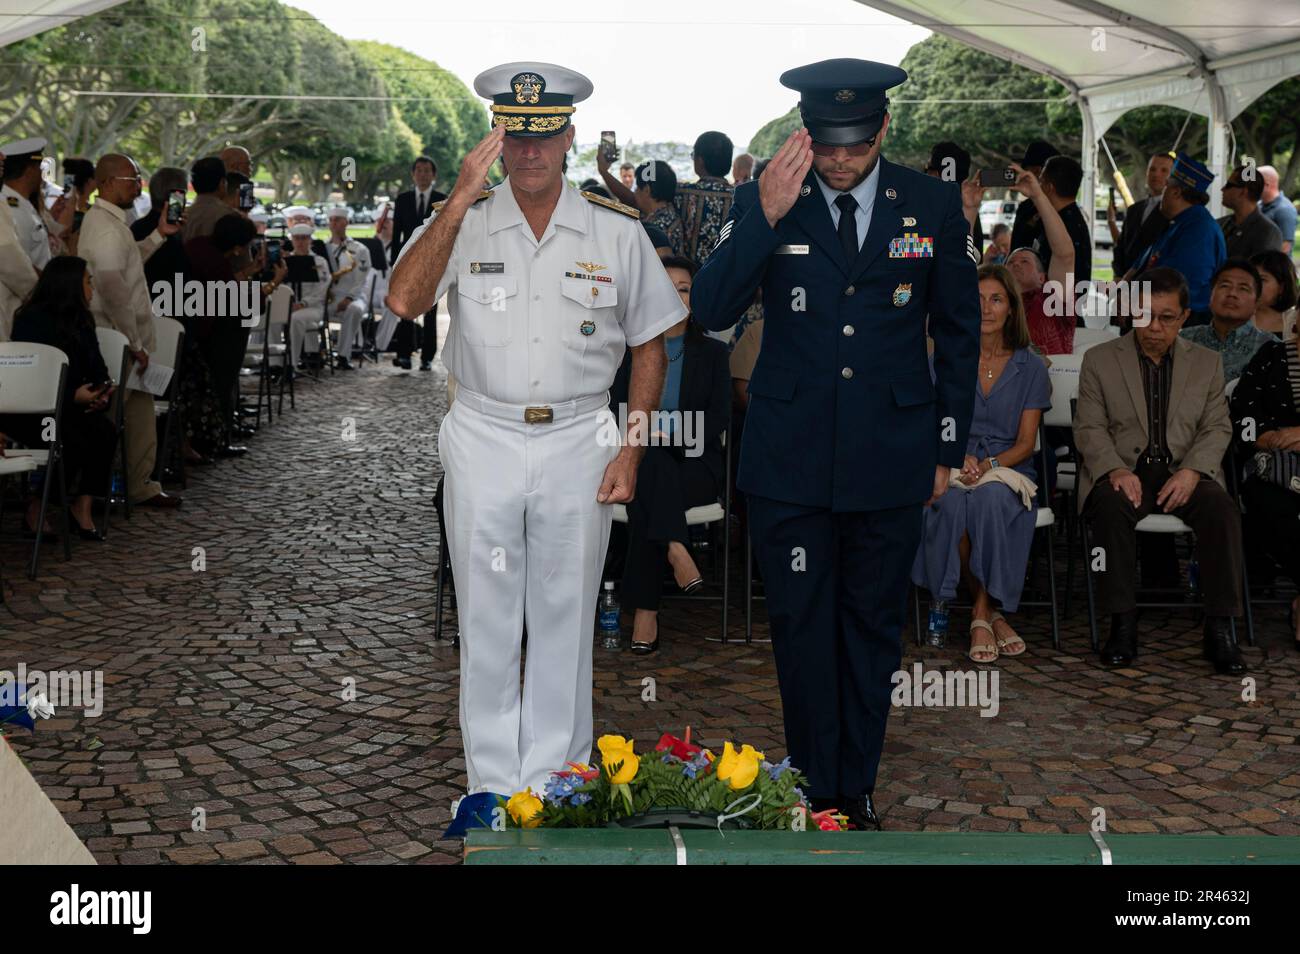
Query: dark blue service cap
xmin=779 ymin=58 xmax=907 ymax=147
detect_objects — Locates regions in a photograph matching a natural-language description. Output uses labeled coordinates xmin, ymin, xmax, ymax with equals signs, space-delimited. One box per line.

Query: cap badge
xmin=834 ymin=89 xmax=856 ymax=103
xmin=512 ymin=72 xmax=544 ymax=105
xmin=892 ymin=283 xmax=913 ymax=307
xmin=885 ymin=187 xmax=897 ymax=199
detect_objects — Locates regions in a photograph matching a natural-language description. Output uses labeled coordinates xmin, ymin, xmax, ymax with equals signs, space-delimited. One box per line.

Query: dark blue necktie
xmin=835 ymin=193 xmax=860 ymax=264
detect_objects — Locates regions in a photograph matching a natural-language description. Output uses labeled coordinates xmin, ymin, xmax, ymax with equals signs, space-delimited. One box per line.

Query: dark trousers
xmin=394 ymin=304 xmax=437 ymax=362
xmin=205 ymin=321 xmax=250 ymax=437
xmin=0 ymin=410 xmax=116 ymax=497
xmin=621 ymin=446 xmax=720 ymax=611
xmin=1241 ymin=476 xmax=1300 ymax=587
xmin=747 ymin=495 xmax=922 ymax=799
xmin=1084 ymin=462 xmax=1243 ymax=616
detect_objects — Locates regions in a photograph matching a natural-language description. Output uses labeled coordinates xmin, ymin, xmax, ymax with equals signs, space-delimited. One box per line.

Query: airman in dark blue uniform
xmin=692 ymin=58 xmax=980 ymax=829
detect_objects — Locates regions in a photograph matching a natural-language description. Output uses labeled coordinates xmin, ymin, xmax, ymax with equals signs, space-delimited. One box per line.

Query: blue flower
xmin=571 ymin=792 xmax=592 ymax=806
xmin=765 ymin=756 xmax=793 ymax=781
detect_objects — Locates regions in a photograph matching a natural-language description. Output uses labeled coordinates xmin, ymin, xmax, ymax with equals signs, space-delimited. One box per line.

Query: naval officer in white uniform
xmin=389 ymin=62 xmax=685 ymax=801
xmin=0 ymin=138 xmax=54 ymax=271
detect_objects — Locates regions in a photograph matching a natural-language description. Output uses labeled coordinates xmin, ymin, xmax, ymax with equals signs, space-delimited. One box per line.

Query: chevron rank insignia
xmin=582 ymin=190 xmax=639 ymax=218
xmin=714 ymin=219 xmax=734 ymax=250
xmin=966 ymin=233 xmax=979 ymax=264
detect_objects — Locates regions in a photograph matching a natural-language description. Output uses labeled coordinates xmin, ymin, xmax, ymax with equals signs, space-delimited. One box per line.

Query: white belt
xmin=454 ymin=386 xmax=609 ymax=425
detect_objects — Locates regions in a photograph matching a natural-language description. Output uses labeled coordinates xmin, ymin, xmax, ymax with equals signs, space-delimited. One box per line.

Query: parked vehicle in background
xmin=979 ymin=198 xmax=1017 ymax=236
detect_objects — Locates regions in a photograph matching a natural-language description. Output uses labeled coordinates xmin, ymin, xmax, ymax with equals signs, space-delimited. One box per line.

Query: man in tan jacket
xmin=1074 ymin=266 xmax=1245 ymax=675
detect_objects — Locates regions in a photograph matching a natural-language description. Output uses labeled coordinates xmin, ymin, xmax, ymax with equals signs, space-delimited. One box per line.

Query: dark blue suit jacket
xmin=691 ymin=156 xmax=980 ymax=511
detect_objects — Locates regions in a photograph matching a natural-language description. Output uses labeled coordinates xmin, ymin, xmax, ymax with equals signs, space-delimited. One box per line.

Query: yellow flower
xmin=597 ymin=734 xmax=640 ymax=784
xmin=715 ymin=742 xmax=765 ymax=790
xmin=506 ymin=789 xmax=543 ymax=828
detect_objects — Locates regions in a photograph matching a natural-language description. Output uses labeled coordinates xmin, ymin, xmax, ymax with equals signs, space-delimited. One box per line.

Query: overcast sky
xmin=289 ymin=0 xmax=930 ymax=148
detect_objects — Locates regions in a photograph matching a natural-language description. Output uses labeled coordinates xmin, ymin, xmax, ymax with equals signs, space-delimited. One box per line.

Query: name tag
xmin=469 ymin=262 xmax=504 ymax=274
xmin=775 ymin=244 xmax=809 ymax=255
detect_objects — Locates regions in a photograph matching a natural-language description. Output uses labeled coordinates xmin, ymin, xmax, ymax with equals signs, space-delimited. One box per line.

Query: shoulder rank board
xmin=581 ymin=190 xmax=639 ymax=218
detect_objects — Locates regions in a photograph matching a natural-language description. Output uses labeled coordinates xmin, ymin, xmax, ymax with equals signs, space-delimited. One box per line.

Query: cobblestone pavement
xmin=2 ymin=358 xmax=1298 ymax=864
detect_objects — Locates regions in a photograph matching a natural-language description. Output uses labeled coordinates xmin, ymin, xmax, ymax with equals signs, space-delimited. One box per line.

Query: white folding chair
xmin=95 ymin=326 xmax=132 ymax=529
xmin=243 ymin=287 xmax=292 ymax=426
xmin=151 ymin=316 xmax=185 ymax=486
xmin=1072 ymin=326 xmax=1119 ymax=353
xmin=0 ymin=342 xmax=72 ymax=578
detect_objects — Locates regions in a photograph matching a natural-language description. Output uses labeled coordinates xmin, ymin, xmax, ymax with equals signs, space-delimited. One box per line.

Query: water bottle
xmin=111 ymin=473 xmax=124 ymax=499
xmin=598 ymin=581 xmax=622 ymax=651
xmin=926 ymin=599 xmax=949 ymax=648
xmin=1186 ymin=558 xmax=1200 ymax=600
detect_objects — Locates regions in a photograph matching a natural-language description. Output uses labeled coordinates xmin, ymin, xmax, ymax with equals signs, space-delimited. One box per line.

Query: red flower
xmin=655 ymin=732 xmax=702 ymax=761
xmin=565 ymin=761 xmax=600 ymax=782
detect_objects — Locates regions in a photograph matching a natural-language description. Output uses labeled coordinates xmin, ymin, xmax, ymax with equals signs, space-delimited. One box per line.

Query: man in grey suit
xmin=1074 ymin=267 xmax=1246 ymax=676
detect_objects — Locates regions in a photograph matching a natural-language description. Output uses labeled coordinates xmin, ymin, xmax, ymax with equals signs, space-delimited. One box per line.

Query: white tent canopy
xmin=857 ymin=0 xmax=1300 ymax=223
xmin=0 ymin=0 xmax=129 ymax=49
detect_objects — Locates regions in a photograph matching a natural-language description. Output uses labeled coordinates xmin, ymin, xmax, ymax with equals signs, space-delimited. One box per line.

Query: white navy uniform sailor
xmin=397 ymin=65 xmax=685 ymax=798
xmin=285 ymin=224 xmax=334 ymax=361
xmin=324 ymin=207 xmax=371 ymax=362
xmin=2 ymin=181 xmax=51 ymax=271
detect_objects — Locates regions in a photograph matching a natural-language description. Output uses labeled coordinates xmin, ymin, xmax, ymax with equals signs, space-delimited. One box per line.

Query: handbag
xmin=1251 ymin=449 xmax=1300 ymax=494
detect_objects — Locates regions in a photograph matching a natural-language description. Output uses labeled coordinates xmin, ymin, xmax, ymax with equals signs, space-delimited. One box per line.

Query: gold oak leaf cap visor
xmin=474 ymin=61 xmax=594 ymax=138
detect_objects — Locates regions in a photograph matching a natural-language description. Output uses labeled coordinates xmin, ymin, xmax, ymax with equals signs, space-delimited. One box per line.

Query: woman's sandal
xmin=968 ymin=619 xmax=999 ymax=663
xmin=990 ymin=611 xmax=1026 ymax=657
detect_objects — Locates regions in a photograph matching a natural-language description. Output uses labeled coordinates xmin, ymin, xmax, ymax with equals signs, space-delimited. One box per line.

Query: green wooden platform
xmin=464 ymin=830 xmax=1300 ymax=865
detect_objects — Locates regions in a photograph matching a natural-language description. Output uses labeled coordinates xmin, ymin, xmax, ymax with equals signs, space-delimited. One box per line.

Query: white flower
xmin=25 ymin=692 xmax=55 ymax=720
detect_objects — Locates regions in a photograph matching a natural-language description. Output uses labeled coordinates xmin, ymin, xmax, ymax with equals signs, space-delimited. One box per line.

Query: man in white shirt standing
xmin=388 ymin=62 xmax=684 ymax=828
xmin=79 ymin=153 xmax=184 ymax=508
xmin=0 ymin=149 xmax=38 ymax=341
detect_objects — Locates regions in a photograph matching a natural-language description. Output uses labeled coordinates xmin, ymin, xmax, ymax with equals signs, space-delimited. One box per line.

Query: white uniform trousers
xmin=331 ymin=299 xmax=366 ymax=360
xmin=289 ymin=305 xmax=324 ymax=362
xmin=438 ymin=387 xmax=618 ymax=795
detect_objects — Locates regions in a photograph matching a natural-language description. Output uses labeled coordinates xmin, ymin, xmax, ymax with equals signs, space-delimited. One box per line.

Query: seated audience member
xmin=323 ymin=206 xmax=371 ymax=369
xmin=1248 ymin=249 xmax=1298 ymax=341
xmin=1004 ymin=162 xmax=1076 ymax=354
xmin=674 ymin=131 xmax=735 ymax=265
xmin=911 ymin=265 xmax=1050 ymax=662
xmin=1 ymin=257 xmax=116 ymax=539
xmin=983 ymin=223 xmax=1010 ymax=265
xmin=1230 ymin=332 xmax=1300 ymax=649
xmin=1179 ymin=259 xmax=1274 ymax=381
xmin=642 ymin=222 xmax=673 ymax=258
xmin=1258 ymin=165 xmax=1296 ymax=255
xmin=610 ymin=256 xmax=730 ymax=654
xmin=286 ymin=223 xmax=333 ymax=364
xmin=1124 ymin=153 xmax=1225 ymax=325
xmin=1218 ymin=163 xmax=1283 ymax=260
xmin=1074 ymin=267 xmax=1246 ymax=675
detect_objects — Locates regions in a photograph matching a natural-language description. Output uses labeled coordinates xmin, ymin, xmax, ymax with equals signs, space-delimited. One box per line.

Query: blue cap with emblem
xmin=779 ymin=59 xmax=907 ymax=147
xmin=1168 ymin=152 xmax=1215 ymax=196
xmin=474 ymin=62 xmax=594 ymax=138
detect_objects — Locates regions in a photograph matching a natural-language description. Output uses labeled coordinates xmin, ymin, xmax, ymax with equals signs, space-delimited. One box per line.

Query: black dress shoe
xmin=843 ymin=794 xmax=882 ymax=831
xmin=215 ymin=444 xmax=248 ymax=458
xmin=336 ymin=357 xmax=354 ymax=370
xmin=629 ymin=637 xmax=659 ymax=655
xmin=1202 ymin=617 xmax=1247 ymax=675
xmin=1101 ymin=610 xmax=1138 ymax=666
xmin=419 ymin=360 xmax=432 ymax=371
xmin=74 ymin=523 xmax=105 ymax=541
xmin=393 ymin=356 xmax=411 ymax=370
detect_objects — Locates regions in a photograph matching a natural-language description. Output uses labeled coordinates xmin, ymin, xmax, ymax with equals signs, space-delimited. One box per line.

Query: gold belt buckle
xmin=524 ymin=406 xmax=553 ymax=424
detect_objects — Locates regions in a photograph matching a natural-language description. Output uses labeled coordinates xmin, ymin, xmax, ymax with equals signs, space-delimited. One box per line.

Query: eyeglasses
xmin=810 ymin=138 xmax=875 ymax=158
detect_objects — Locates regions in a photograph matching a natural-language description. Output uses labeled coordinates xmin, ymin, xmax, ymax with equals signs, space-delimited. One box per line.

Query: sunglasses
xmin=810 ymin=138 xmax=875 ymax=158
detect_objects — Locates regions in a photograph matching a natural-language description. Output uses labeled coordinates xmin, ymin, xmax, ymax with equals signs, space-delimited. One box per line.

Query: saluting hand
xmin=759 ymin=128 xmax=814 ymax=229
xmin=448 ymin=125 xmax=506 ymax=213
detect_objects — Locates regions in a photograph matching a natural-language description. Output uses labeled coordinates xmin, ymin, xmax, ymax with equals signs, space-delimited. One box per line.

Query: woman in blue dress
xmin=912 ymin=264 xmax=1051 ymax=662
